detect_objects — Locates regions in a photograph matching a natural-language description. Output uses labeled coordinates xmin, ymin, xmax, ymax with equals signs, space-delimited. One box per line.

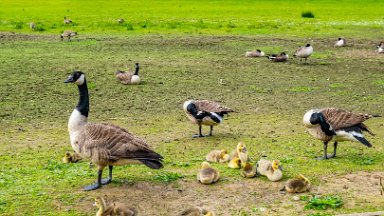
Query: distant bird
xmin=294 ymin=44 xmax=313 ymax=63
xmin=334 ymin=38 xmax=346 ymax=47
xmin=267 ymin=52 xmax=288 ymax=62
xmin=205 ymin=149 xmax=230 ymax=163
xmin=94 ymin=196 xmax=137 ymax=216
xmin=303 ymin=108 xmax=380 ymax=160
xmin=240 ymin=162 xmax=256 ymax=178
xmin=117 ymin=18 xmax=125 ymax=24
xmin=60 ymin=30 xmax=77 ymax=41
xmin=245 ymin=49 xmax=265 ymax=57
xmin=197 ymin=162 xmax=220 ymax=184
xmin=280 ymin=174 xmax=311 ymax=193
xmin=256 ymin=159 xmax=283 ymax=182
xmin=64 ymin=16 xmax=72 ymax=24
xmin=183 ymin=100 xmax=233 ymax=138
xmin=29 ymin=22 xmax=36 ymax=30
xmin=377 ymin=42 xmax=384 ymax=53
xmin=115 ymin=63 xmax=141 ymax=85
xmin=62 ymin=151 xmax=82 ymax=163
xmin=64 ymin=71 xmax=163 ymax=190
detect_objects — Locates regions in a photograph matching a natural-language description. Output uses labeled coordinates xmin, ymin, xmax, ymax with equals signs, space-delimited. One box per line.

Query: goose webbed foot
xmin=317 ymin=154 xmax=335 ymax=160
xmin=192 ymin=134 xmax=205 ymax=138
xmin=83 ymin=182 xmax=101 ymax=191
xmin=101 ymin=177 xmax=112 ymax=185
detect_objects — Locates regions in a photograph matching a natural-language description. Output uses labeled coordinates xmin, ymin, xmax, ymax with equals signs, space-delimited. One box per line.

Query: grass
xmin=1 ymin=0 xmax=384 ymax=215
xmin=303 ymin=195 xmax=343 ymax=210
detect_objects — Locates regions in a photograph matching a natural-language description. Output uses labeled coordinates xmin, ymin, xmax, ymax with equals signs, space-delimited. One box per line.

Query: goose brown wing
xmin=321 ymin=108 xmax=374 ymax=131
xmin=83 ymin=123 xmax=163 ymax=162
xmin=194 ymin=100 xmax=233 ymax=113
xmin=116 ymin=72 xmax=133 ymax=84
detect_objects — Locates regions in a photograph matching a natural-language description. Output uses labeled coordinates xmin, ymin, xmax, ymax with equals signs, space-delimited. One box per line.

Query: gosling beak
xmin=64 ymin=75 xmax=74 ymax=83
xmin=278 ymin=165 xmax=283 ymax=171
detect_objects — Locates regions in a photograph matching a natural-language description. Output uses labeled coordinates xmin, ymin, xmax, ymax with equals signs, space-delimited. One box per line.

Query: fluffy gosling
xmin=94 ymin=196 xmax=137 ymax=216
xmin=280 ymin=174 xmax=311 ymax=193
xmin=205 ymin=149 xmax=230 ymax=163
xmin=228 ymin=156 xmax=241 ymax=169
xmin=236 ymin=142 xmax=248 ymax=166
xmin=256 ymin=159 xmax=283 ymax=182
xmin=240 ymin=162 xmax=256 ymax=178
xmin=197 ymin=162 xmax=220 ymax=184
xmin=62 ymin=151 xmax=82 ymax=163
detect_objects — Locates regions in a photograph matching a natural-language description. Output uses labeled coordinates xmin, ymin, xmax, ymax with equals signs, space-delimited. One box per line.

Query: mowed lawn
xmin=0 ymin=1 xmax=384 ymax=216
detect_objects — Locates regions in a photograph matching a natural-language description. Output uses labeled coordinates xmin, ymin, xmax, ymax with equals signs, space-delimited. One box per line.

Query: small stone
xmin=292 ymin=196 xmax=300 ymax=201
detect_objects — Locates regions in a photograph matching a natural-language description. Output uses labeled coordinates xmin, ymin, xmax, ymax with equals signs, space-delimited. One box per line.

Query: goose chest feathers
xmin=303 ymin=108 xmax=380 ymax=160
xmin=64 ymin=71 xmax=163 ymax=191
xmin=183 ymin=100 xmax=233 ymax=138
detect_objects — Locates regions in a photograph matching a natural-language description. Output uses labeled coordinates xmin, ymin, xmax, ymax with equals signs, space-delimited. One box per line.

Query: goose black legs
xmin=208 ymin=126 xmax=213 ymax=136
xmin=318 ymin=141 xmax=338 ymax=160
xmin=193 ymin=124 xmax=205 ymax=138
xmin=83 ymin=165 xmax=113 ymax=191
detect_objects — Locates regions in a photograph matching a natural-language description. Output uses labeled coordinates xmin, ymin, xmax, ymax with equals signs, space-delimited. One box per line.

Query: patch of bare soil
xmin=72 ymin=171 xmax=383 ymax=216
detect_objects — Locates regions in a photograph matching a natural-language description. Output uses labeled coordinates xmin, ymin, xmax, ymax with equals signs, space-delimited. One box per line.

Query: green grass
xmin=303 ymin=195 xmax=343 ymax=210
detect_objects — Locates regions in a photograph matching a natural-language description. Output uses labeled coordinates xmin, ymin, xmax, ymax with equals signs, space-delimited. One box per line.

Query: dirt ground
xmin=72 ymin=171 xmax=384 ymax=216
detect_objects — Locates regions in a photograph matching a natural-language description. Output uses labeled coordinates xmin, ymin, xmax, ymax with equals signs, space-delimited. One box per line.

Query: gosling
xmin=240 ymin=162 xmax=256 ymax=178
xmin=205 ymin=149 xmax=230 ymax=163
xmin=62 ymin=151 xmax=82 ymax=163
xmin=280 ymin=174 xmax=311 ymax=193
xmin=236 ymin=142 xmax=248 ymax=166
xmin=197 ymin=162 xmax=220 ymax=184
xmin=228 ymin=156 xmax=241 ymax=169
xmin=256 ymin=159 xmax=283 ymax=181
xmin=94 ymin=196 xmax=137 ymax=216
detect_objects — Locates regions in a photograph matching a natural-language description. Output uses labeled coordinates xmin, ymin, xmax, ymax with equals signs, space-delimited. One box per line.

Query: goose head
xmin=64 ymin=71 xmax=85 ymax=85
xmin=306 ymin=44 xmax=311 ymax=47
xmin=272 ymin=160 xmax=282 ymax=171
xmin=303 ymin=109 xmax=323 ymax=127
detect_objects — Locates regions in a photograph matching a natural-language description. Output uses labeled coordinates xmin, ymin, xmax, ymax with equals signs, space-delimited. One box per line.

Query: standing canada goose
xmin=334 ymin=38 xmax=346 ymax=47
xmin=64 ymin=71 xmax=163 ymax=191
xmin=240 ymin=162 xmax=256 ymax=178
xmin=62 ymin=151 xmax=82 ymax=163
xmin=245 ymin=49 xmax=265 ymax=57
xmin=280 ymin=174 xmax=311 ymax=193
xmin=236 ymin=142 xmax=248 ymax=166
xmin=303 ymin=108 xmax=380 ymax=160
xmin=94 ymin=196 xmax=137 ymax=216
xmin=117 ymin=18 xmax=125 ymax=24
xmin=205 ymin=149 xmax=229 ymax=163
xmin=29 ymin=22 xmax=36 ymax=30
xmin=115 ymin=63 xmax=141 ymax=85
xmin=377 ymin=42 xmax=384 ymax=53
xmin=60 ymin=30 xmax=77 ymax=41
xmin=183 ymin=100 xmax=233 ymax=138
xmin=293 ymin=44 xmax=313 ymax=63
xmin=197 ymin=162 xmax=220 ymax=184
xmin=267 ymin=52 xmax=288 ymax=62
xmin=64 ymin=16 xmax=72 ymax=24
xmin=256 ymin=159 xmax=283 ymax=182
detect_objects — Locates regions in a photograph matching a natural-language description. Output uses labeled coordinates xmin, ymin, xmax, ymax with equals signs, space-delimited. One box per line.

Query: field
xmin=1 ymin=0 xmax=384 ymax=216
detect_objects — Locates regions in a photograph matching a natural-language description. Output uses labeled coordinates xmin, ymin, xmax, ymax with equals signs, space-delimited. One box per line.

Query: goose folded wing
xmin=322 ymin=108 xmax=371 ymax=131
xmin=194 ymin=100 xmax=233 ymax=113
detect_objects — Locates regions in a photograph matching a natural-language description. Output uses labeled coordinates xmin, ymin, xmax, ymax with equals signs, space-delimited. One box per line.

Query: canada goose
xmin=62 ymin=151 xmax=82 ymax=163
xmin=197 ymin=162 xmax=220 ymax=184
xmin=117 ymin=18 xmax=125 ymax=24
xmin=245 ymin=49 xmax=265 ymax=57
xmin=29 ymin=22 xmax=36 ymax=30
xmin=236 ymin=142 xmax=248 ymax=166
xmin=183 ymin=100 xmax=233 ymax=138
xmin=240 ymin=162 xmax=256 ymax=178
xmin=280 ymin=174 xmax=311 ymax=193
xmin=256 ymin=159 xmax=283 ymax=182
xmin=228 ymin=156 xmax=241 ymax=169
xmin=293 ymin=44 xmax=313 ymax=63
xmin=205 ymin=149 xmax=229 ymax=163
xmin=64 ymin=16 xmax=72 ymax=24
xmin=178 ymin=206 xmax=212 ymax=216
xmin=377 ymin=42 xmax=384 ymax=53
xmin=64 ymin=71 xmax=163 ymax=190
xmin=115 ymin=63 xmax=141 ymax=85
xmin=303 ymin=108 xmax=380 ymax=160
xmin=267 ymin=52 xmax=288 ymax=62
xmin=60 ymin=30 xmax=77 ymax=41
xmin=94 ymin=196 xmax=137 ymax=216
xmin=334 ymin=38 xmax=346 ymax=47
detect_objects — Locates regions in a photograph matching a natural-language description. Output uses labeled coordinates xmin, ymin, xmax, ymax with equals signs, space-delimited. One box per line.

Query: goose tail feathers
xmin=139 ymin=159 xmax=164 ymax=169
xmin=354 ymin=136 xmax=373 ymax=148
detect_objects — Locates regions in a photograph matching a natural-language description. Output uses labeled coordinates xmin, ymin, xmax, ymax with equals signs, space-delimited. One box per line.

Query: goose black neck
xmin=134 ymin=66 xmax=139 ymax=75
xmin=76 ymin=80 xmax=89 ymax=117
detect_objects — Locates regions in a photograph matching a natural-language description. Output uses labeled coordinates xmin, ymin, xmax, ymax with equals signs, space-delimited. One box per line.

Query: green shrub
xmin=302 ymin=11 xmax=315 ymax=18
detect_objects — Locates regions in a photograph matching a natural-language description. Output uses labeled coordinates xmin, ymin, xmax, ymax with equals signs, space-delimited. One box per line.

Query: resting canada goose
xmin=29 ymin=22 xmax=35 ymax=30
xmin=62 ymin=151 xmax=82 ymax=163
xmin=64 ymin=16 xmax=72 ymax=24
xmin=115 ymin=63 xmax=141 ymax=85
xmin=241 ymin=162 xmax=256 ymax=178
xmin=64 ymin=71 xmax=163 ymax=190
xmin=117 ymin=18 xmax=125 ymax=24
xmin=267 ymin=52 xmax=288 ymax=62
xmin=94 ymin=196 xmax=137 ymax=216
xmin=377 ymin=42 xmax=384 ymax=53
xmin=334 ymin=38 xmax=346 ymax=47
xmin=228 ymin=156 xmax=241 ymax=169
xmin=245 ymin=49 xmax=265 ymax=57
xmin=280 ymin=174 xmax=311 ymax=193
xmin=293 ymin=44 xmax=313 ymax=63
xmin=178 ymin=206 xmax=213 ymax=216
xmin=197 ymin=162 xmax=220 ymax=184
xmin=303 ymin=108 xmax=380 ymax=160
xmin=236 ymin=142 xmax=248 ymax=166
xmin=205 ymin=149 xmax=230 ymax=163
xmin=183 ymin=100 xmax=233 ymax=138
xmin=256 ymin=159 xmax=283 ymax=182
xmin=60 ymin=30 xmax=77 ymax=41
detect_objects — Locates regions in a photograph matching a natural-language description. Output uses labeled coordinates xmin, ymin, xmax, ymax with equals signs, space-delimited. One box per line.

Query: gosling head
xmin=219 ymin=149 xmax=228 ymax=157
xmin=64 ymin=71 xmax=85 ymax=85
xmin=201 ymin=161 xmax=211 ymax=169
xmin=297 ymin=174 xmax=309 ymax=183
xmin=237 ymin=142 xmax=247 ymax=153
xmin=272 ymin=160 xmax=282 ymax=171
xmin=233 ymin=157 xmax=241 ymax=166
xmin=93 ymin=196 xmax=104 ymax=208
xmin=65 ymin=152 xmax=71 ymax=157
